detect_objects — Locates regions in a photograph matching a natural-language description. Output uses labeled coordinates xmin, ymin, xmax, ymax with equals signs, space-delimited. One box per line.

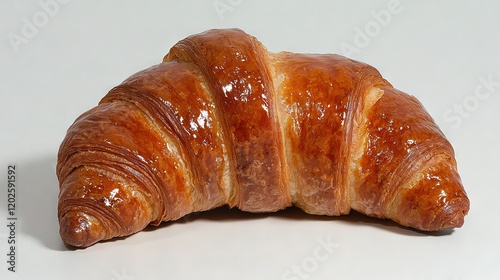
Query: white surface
xmin=1 ymin=1 xmax=499 ymax=279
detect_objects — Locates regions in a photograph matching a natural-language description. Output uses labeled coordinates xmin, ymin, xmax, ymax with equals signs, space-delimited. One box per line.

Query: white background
xmin=1 ymin=1 xmax=499 ymax=279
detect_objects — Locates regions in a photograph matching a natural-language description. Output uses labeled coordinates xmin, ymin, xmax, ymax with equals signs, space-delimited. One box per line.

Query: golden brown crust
xmin=350 ymin=86 xmax=469 ymax=230
xmin=164 ymin=29 xmax=292 ymax=212
xmin=272 ymin=52 xmax=390 ymax=216
xmin=102 ymin=62 xmax=228 ymax=213
xmin=57 ymin=28 xmax=469 ymax=247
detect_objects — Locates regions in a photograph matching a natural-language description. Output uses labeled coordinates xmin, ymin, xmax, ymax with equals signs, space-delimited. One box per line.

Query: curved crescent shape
xmin=57 ymin=29 xmax=469 ymax=248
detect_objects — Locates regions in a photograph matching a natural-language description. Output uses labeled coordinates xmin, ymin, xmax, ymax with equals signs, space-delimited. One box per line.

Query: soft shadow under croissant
xmin=56 ymin=29 xmax=469 ymax=248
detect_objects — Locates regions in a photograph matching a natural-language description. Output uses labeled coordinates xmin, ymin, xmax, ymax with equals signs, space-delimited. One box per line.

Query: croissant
xmin=57 ymin=28 xmax=469 ymax=247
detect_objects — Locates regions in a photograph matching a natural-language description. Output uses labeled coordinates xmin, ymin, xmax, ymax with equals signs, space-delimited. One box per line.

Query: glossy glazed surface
xmin=57 ymin=29 xmax=469 ymax=247
xmin=165 ymin=29 xmax=290 ymax=212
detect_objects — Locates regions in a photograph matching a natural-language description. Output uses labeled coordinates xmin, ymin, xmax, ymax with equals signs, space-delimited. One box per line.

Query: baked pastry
xmin=57 ymin=29 xmax=469 ymax=247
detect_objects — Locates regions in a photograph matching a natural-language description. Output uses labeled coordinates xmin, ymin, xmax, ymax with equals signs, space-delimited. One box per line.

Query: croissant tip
xmin=59 ymin=211 xmax=105 ymax=248
xmin=425 ymin=197 xmax=470 ymax=231
xmin=440 ymin=199 xmax=470 ymax=230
